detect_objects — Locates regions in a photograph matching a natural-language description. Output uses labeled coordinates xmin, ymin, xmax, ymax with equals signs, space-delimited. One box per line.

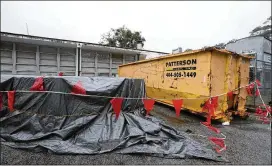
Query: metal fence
xmin=247 ymin=58 xmax=271 ymax=107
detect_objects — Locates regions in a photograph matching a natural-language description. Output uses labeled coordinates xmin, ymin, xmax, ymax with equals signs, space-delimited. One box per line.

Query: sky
xmin=1 ymin=1 xmax=271 ymax=53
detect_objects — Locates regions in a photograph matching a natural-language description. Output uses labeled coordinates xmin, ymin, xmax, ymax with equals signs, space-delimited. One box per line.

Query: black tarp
xmin=0 ymin=76 xmax=225 ymax=161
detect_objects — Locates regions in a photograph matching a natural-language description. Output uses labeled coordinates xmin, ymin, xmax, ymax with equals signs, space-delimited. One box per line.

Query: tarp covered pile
xmin=0 ymin=76 xmax=224 ymax=161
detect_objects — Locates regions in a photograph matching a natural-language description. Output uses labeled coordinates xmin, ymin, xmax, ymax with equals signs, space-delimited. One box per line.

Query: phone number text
xmin=166 ymin=72 xmax=196 ymax=78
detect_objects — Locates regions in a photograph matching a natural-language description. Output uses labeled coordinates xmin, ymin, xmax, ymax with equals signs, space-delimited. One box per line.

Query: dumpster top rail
xmin=120 ymin=47 xmax=255 ymax=67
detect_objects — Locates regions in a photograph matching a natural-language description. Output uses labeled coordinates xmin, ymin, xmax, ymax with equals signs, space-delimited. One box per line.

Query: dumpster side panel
xmin=119 ymin=51 xmax=212 ymax=113
xmin=210 ymin=52 xmax=251 ymax=120
xmin=237 ymin=57 xmax=250 ymax=116
xmin=228 ymin=55 xmax=240 ymax=109
xmin=210 ymin=51 xmax=229 ymax=119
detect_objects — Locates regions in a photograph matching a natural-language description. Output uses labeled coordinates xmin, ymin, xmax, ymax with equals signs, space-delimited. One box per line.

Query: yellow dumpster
xmin=118 ymin=47 xmax=254 ymax=122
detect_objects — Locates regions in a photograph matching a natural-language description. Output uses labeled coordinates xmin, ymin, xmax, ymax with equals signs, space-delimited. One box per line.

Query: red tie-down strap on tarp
xmin=143 ymin=99 xmax=155 ymax=116
xmin=8 ymin=91 xmax=15 ymax=112
xmin=110 ymin=97 xmax=124 ymax=120
xmin=208 ymin=137 xmax=227 ymax=153
xmin=172 ymin=99 xmax=183 ymax=117
xmin=30 ymin=77 xmax=45 ymax=91
xmin=71 ymin=81 xmax=86 ymax=95
xmin=227 ymin=91 xmax=233 ymax=101
xmin=0 ymin=93 xmax=3 ymax=111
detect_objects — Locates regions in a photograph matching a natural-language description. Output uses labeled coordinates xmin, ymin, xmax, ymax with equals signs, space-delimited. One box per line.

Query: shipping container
xmin=118 ymin=47 xmax=254 ymax=122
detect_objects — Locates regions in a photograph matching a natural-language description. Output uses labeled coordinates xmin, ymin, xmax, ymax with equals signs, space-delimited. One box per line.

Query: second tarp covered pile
xmin=0 ymin=76 xmax=224 ymax=161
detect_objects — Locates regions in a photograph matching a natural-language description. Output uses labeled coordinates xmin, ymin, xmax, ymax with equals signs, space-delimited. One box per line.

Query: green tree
xmin=202 ymin=46 xmax=210 ymax=49
xmin=250 ymin=16 xmax=271 ymax=39
xmin=214 ymin=43 xmax=226 ymax=49
xmin=100 ymin=25 xmax=146 ymax=49
xmin=226 ymin=39 xmax=237 ymax=44
xmin=184 ymin=49 xmax=193 ymax=52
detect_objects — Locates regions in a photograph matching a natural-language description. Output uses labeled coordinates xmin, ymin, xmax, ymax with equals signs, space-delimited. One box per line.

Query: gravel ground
xmin=1 ymin=104 xmax=271 ymax=165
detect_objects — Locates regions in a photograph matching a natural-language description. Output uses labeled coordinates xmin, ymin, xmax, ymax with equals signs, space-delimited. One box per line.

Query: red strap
xmin=71 ymin=81 xmax=86 ymax=95
xmin=201 ymin=100 xmax=221 ymax=133
xmin=209 ymin=137 xmax=226 ymax=153
xmin=110 ymin=97 xmax=123 ymax=120
xmin=201 ymin=99 xmax=213 ymax=126
xmin=209 ymin=104 xmax=215 ymax=116
xmin=172 ymin=99 xmax=183 ymax=117
xmin=246 ymin=86 xmax=252 ymax=96
xmin=208 ymin=137 xmax=225 ymax=148
xmin=30 ymin=77 xmax=44 ymax=91
xmin=211 ymin=96 xmax=218 ymax=109
xmin=258 ymin=104 xmax=271 ymax=113
xmin=255 ymin=106 xmax=271 ymax=117
xmin=0 ymin=93 xmax=2 ymax=111
xmin=207 ymin=125 xmax=221 ymax=133
xmin=266 ymin=106 xmax=271 ymax=113
xmin=255 ymin=107 xmax=262 ymax=114
xmin=202 ymin=100 xmax=208 ymax=112
xmin=206 ymin=111 xmax=212 ymax=125
xmin=8 ymin=91 xmax=15 ymax=111
xmin=201 ymin=121 xmax=211 ymax=126
xmin=201 ymin=119 xmax=220 ymax=133
xmin=202 ymin=99 xmax=216 ymax=116
xmin=227 ymin=91 xmax=233 ymax=100
xmin=215 ymin=146 xmax=227 ymax=153
xmin=143 ymin=99 xmax=155 ymax=115
xmin=262 ymin=111 xmax=268 ymax=117
xmin=202 ymin=100 xmax=210 ymax=113
xmin=255 ymin=79 xmax=261 ymax=86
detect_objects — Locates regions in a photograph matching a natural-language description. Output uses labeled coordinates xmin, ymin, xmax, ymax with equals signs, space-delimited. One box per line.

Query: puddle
xmin=151 ymin=110 xmax=185 ymax=126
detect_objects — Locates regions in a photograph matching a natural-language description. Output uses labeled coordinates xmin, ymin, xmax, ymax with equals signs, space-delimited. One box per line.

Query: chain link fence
xmin=247 ymin=59 xmax=271 ymax=107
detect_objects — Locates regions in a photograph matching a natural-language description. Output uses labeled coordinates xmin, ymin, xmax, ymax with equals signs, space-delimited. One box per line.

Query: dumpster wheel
xmin=233 ymin=110 xmax=250 ymax=120
xmin=237 ymin=112 xmax=250 ymax=120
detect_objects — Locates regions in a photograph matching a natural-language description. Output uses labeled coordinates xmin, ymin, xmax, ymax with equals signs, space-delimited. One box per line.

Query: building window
xmin=98 ymin=73 xmax=109 ymax=77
